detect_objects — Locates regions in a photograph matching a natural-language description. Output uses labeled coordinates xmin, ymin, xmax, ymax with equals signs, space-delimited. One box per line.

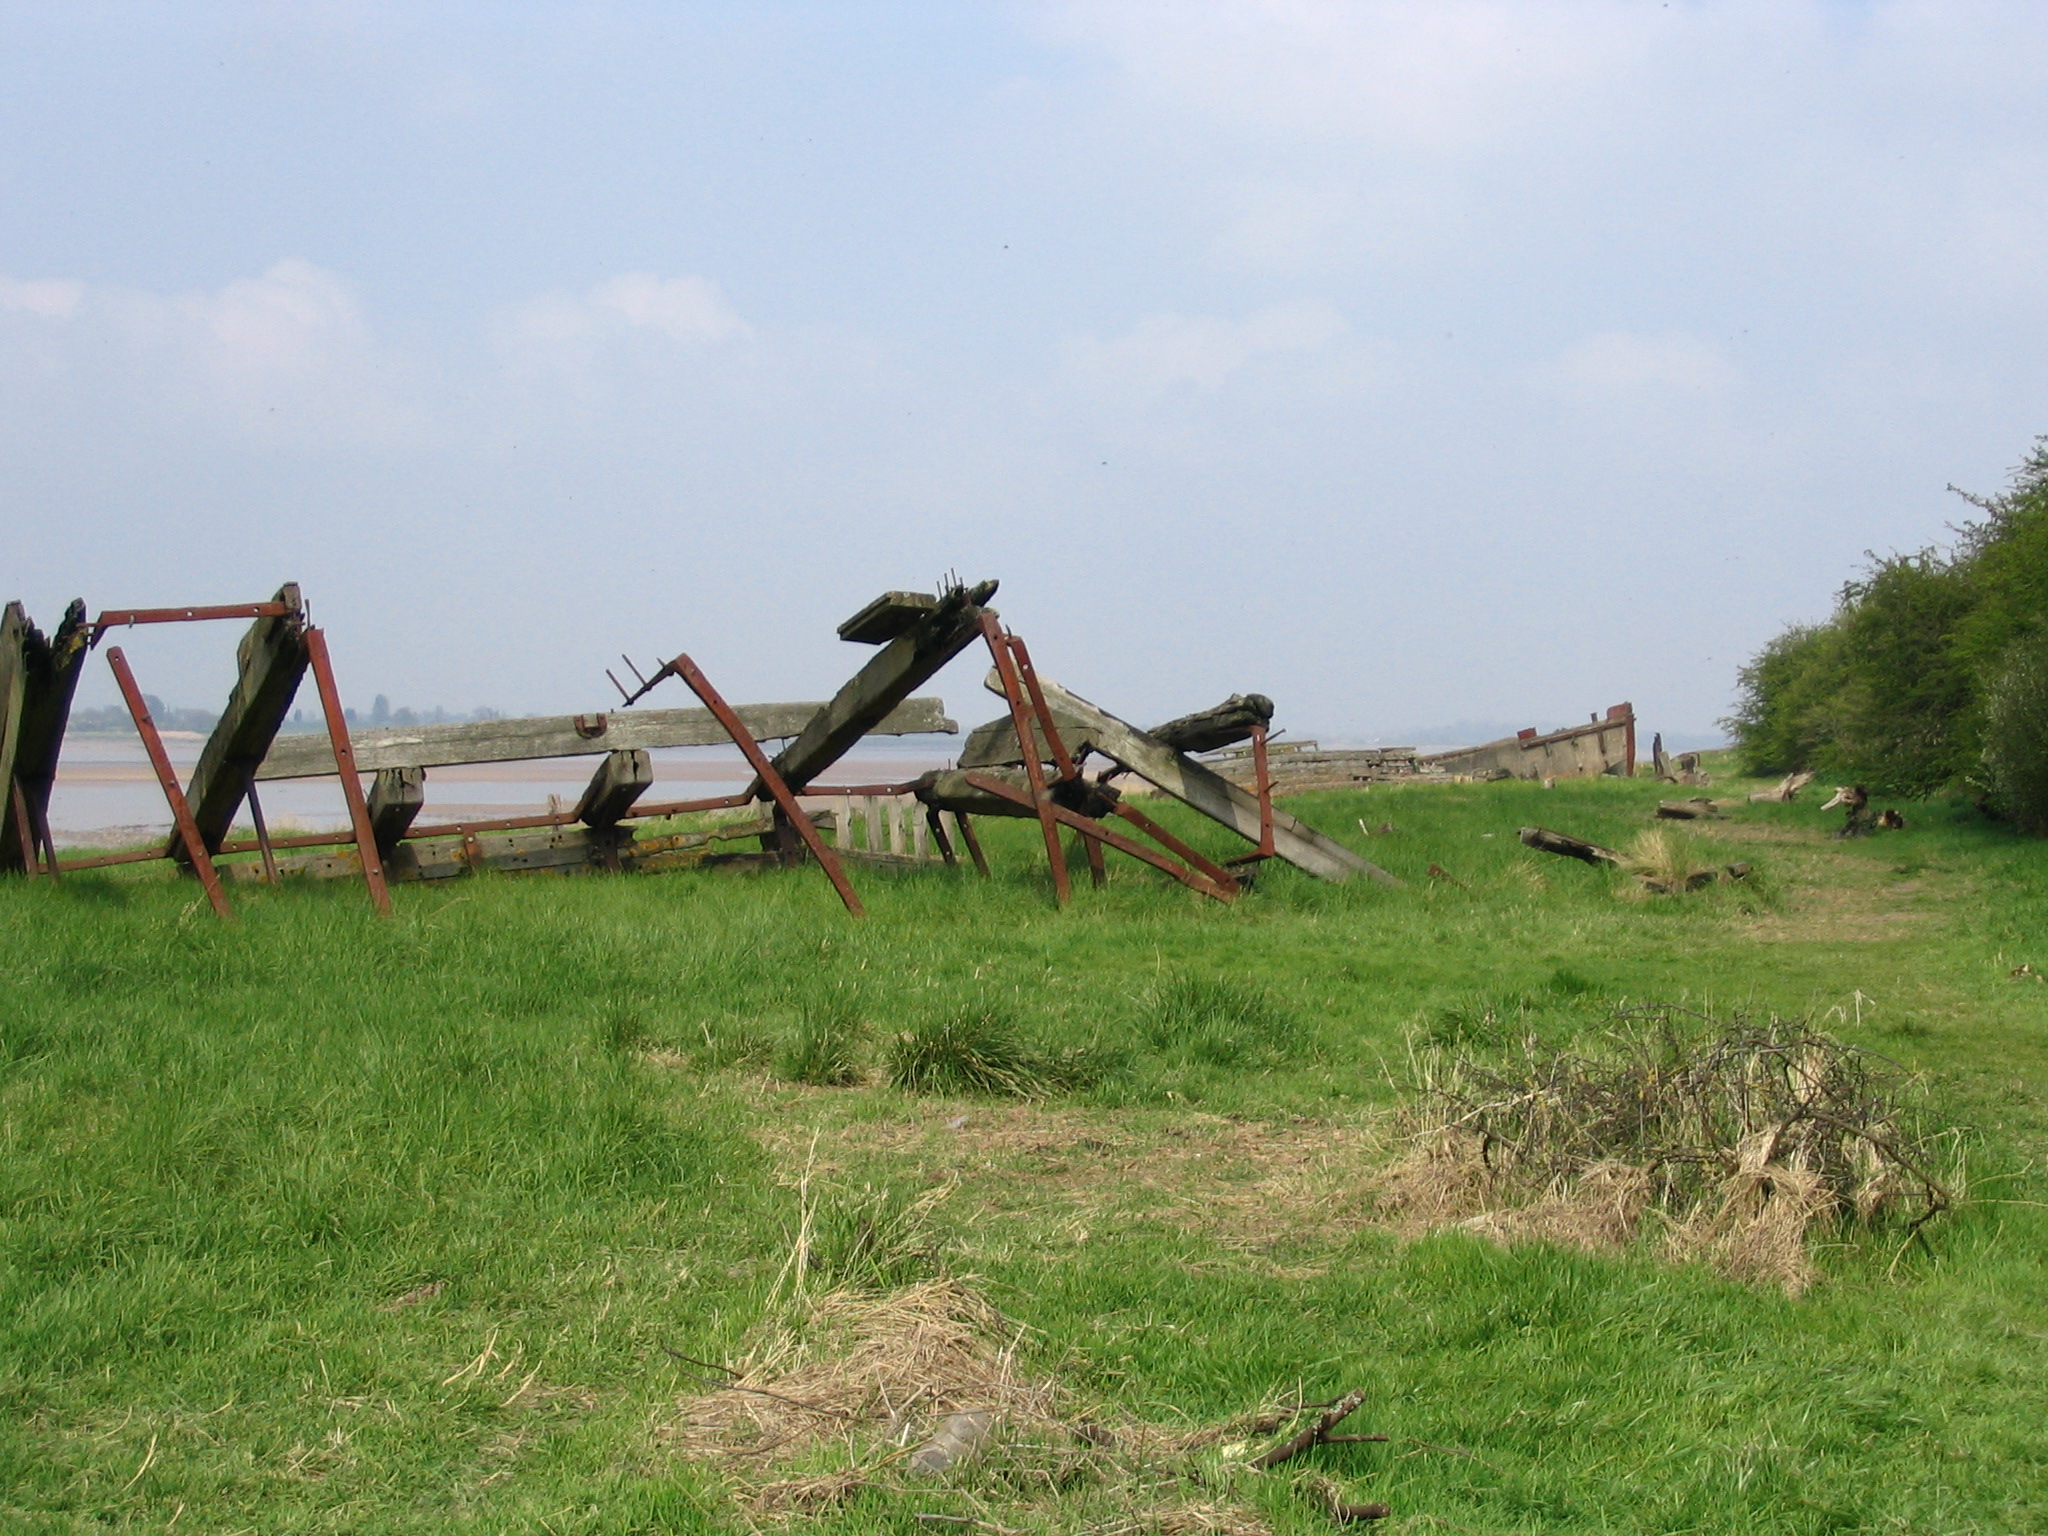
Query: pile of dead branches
xmin=1376 ymin=1007 xmax=1955 ymax=1293
xmin=663 ymin=1279 xmax=1390 ymax=1529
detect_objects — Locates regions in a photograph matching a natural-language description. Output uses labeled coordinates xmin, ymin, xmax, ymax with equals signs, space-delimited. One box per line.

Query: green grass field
xmin=5 ymin=764 xmax=2047 ymax=1533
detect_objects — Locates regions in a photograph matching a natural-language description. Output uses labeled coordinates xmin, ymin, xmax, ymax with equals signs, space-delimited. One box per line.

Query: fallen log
xmin=1749 ymin=771 xmax=1815 ymax=804
xmin=1655 ymin=798 xmax=1725 ymax=820
xmin=1149 ymin=692 xmax=1274 ymax=755
xmin=1518 ymin=826 xmax=1620 ymax=865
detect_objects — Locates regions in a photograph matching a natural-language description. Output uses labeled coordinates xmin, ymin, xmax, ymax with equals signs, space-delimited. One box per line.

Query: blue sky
xmin=4 ymin=2 xmax=2046 ymax=743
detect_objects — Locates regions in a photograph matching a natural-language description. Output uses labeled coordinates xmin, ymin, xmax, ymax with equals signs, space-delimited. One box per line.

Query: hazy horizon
xmin=9 ymin=3 xmax=2046 ymax=743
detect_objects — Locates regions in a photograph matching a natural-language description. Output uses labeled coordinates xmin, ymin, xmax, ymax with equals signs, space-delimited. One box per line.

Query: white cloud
xmin=1545 ymin=332 xmax=1741 ymax=403
xmin=1061 ymin=300 xmax=1347 ymax=402
xmin=501 ymin=272 xmax=751 ymax=352
xmin=0 ymin=277 xmax=86 ymax=320
xmin=0 ymin=260 xmax=418 ymax=445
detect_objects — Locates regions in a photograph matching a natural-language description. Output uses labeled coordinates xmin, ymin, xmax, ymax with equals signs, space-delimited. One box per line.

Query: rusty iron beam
xmin=105 ymin=645 xmax=233 ymax=919
xmin=961 ymin=771 xmax=1235 ymax=902
xmin=303 ymin=627 xmax=391 ymax=917
xmin=92 ymin=602 xmax=291 ymax=639
xmin=1003 ymin=629 xmax=1106 ymax=889
xmin=671 ymin=654 xmax=863 ymax=918
xmin=981 ymin=613 xmax=1068 ymax=907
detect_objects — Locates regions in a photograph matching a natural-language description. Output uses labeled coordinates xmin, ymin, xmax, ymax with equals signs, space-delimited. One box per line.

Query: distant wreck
xmin=1204 ymin=704 xmax=1636 ymax=795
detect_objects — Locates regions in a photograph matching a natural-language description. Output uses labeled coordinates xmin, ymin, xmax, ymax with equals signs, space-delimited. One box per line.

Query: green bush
xmin=1980 ymin=630 xmax=2048 ymax=834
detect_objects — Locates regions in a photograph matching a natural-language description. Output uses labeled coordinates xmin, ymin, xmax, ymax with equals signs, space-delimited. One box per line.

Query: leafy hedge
xmin=1726 ymin=438 xmax=2048 ymax=822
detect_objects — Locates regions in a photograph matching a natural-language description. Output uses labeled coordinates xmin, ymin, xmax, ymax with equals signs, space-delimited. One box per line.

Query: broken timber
xmin=236 ymin=815 xmax=777 ymax=884
xmin=757 ymin=581 xmax=998 ymax=796
xmin=1 ymin=599 xmax=89 ymax=875
xmin=574 ymin=749 xmax=654 ymax=828
xmin=176 ymin=584 xmax=309 ymax=859
xmin=257 ymin=697 xmax=955 ymax=780
xmin=1518 ymin=825 xmax=1620 ymax=865
xmin=365 ymin=768 xmax=426 ymax=855
xmin=1001 ymin=673 xmax=1397 ymax=886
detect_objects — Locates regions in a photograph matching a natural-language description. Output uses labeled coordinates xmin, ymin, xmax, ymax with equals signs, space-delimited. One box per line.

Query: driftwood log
xmin=1749 ymin=770 xmax=1815 ymax=804
xmin=1518 ymin=826 xmax=1620 ymax=865
xmin=1655 ymin=798 xmax=1726 ymax=820
xmin=1149 ymin=693 xmax=1275 ymax=755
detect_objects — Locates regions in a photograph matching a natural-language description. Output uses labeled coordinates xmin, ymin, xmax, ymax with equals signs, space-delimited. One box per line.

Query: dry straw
xmin=1376 ymin=1006 xmax=1954 ymax=1293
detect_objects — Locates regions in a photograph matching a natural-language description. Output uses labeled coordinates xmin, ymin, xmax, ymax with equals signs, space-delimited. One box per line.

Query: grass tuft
xmin=1140 ymin=973 xmax=1297 ymax=1067
xmin=888 ymin=1010 xmax=1045 ymax=1097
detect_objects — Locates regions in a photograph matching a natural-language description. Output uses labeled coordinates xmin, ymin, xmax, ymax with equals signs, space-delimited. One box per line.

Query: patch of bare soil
xmin=754 ymin=1105 xmax=1388 ymax=1261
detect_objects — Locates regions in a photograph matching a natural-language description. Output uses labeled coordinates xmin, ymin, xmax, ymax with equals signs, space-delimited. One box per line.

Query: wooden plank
xmin=957 ymin=709 xmax=1100 ymax=769
xmin=1005 ymin=673 xmax=1398 ymax=887
xmin=177 ymin=583 xmax=310 ymax=858
xmin=837 ymin=590 xmax=940 ymax=644
xmin=574 ymin=749 xmax=653 ymax=827
xmin=256 ymin=694 xmax=956 ymax=780
xmin=760 ymin=580 xmax=997 ymax=795
xmin=233 ymin=815 xmax=776 ymax=883
xmin=0 ymin=604 xmax=29 ymax=871
xmin=2 ymin=600 xmax=90 ymax=872
xmin=365 ymin=768 xmax=426 ymax=855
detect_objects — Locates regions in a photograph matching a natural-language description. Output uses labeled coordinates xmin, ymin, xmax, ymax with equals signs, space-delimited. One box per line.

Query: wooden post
xmin=864 ymin=796 xmax=882 ymax=852
xmin=0 ymin=604 xmax=29 ymax=874
xmin=573 ymin=750 xmax=652 ymax=828
xmin=176 ymin=584 xmax=309 ymax=860
xmin=303 ymin=627 xmax=392 ymax=916
xmin=366 ymin=767 xmax=427 ymax=854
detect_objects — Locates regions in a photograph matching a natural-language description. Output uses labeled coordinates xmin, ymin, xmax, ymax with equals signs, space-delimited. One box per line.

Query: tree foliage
xmin=1726 ymin=439 xmax=2048 ymax=811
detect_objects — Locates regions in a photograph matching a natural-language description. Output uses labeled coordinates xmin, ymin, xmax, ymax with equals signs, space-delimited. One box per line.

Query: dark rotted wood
xmin=0 ymin=602 xmax=39 ymax=872
xmin=1518 ymin=825 xmax=1620 ymax=865
xmin=1655 ymin=798 xmax=1724 ymax=820
xmin=957 ymin=708 xmax=1100 ymax=769
xmin=574 ymin=748 xmax=654 ymax=827
xmin=759 ymin=579 xmax=998 ymax=797
xmin=912 ymin=766 xmax=1040 ymax=820
xmin=258 ymin=696 xmax=955 ymax=780
xmin=837 ymin=590 xmax=940 ymax=645
xmin=3 ymin=600 xmax=90 ymax=871
xmin=365 ymin=767 xmax=426 ymax=855
xmin=175 ymin=583 xmax=310 ymax=861
xmin=1148 ymin=692 xmax=1275 ymax=755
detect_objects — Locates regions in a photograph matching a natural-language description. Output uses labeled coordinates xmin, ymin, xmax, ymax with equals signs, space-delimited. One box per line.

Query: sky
xmin=4 ymin=1 xmax=2046 ymax=745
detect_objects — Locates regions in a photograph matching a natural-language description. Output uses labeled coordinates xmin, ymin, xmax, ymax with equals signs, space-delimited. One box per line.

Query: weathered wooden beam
xmin=1001 ymin=673 xmax=1396 ymax=887
xmin=957 ymin=709 xmax=1100 ymax=769
xmin=256 ymin=695 xmax=956 ymax=780
xmin=0 ymin=604 xmax=31 ymax=871
xmin=837 ymin=590 xmax=940 ymax=644
xmin=2 ymin=599 xmax=89 ymax=871
xmin=1517 ymin=825 xmax=1620 ymax=865
xmin=574 ymin=749 xmax=653 ymax=828
xmin=759 ymin=580 xmax=997 ymax=795
xmin=176 ymin=584 xmax=310 ymax=859
xmin=1149 ymin=693 xmax=1274 ymax=755
xmin=229 ymin=815 xmax=774 ymax=884
xmin=365 ymin=767 xmax=426 ymax=855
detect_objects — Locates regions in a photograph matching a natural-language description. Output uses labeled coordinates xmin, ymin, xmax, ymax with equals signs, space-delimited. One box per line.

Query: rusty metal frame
xmin=962 ymin=771 xmax=1235 ymax=902
xmin=55 ymin=600 xmax=392 ymax=918
xmin=105 ymin=645 xmax=234 ymax=919
xmin=1222 ymin=725 xmax=1277 ymax=869
xmin=666 ymin=654 xmax=863 ymax=918
xmin=972 ymin=618 xmax=1243 ymax=904
xmin=304 ymin=627 xmax=391 ymax=916
xmin=90 ymin=602 xmax=291 ymax=641
xmin=980 ymin=612 xmax=1069 ymax=906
